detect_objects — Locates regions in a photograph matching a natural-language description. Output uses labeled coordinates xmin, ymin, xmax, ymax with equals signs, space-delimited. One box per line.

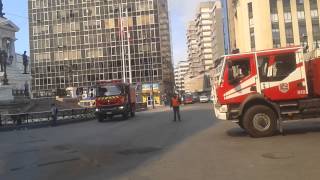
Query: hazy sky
xmin=2 ymin=0 xmax=205 ymax=65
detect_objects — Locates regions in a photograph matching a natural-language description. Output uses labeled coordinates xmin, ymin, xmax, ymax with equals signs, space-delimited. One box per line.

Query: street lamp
xmin=147 ymin=35 xmax=155 ymax=109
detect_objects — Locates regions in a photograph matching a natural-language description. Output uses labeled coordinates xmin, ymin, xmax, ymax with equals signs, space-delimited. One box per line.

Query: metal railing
xmin=0 ymin=108 xmax=95 ymax=130
xmin=0 ymin=102 xmax=148 ymax=131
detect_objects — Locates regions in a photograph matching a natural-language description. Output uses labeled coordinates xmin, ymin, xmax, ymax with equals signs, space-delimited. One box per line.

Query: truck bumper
xmin=213 ymin=104 xmax=228 ymax=120
xmin=95 ymin=106 xmax=127 ymax=116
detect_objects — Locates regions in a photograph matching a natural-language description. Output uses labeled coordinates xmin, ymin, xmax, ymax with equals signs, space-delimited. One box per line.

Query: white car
xmin=199 ymin=96 xmax=209 ymax=103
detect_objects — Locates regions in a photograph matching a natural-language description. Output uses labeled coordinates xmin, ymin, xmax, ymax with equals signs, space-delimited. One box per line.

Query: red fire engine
xmin=95 ymin=80 xmax=136 ymax=122
xmin=213 ymin=47 xmax=320 ymax=137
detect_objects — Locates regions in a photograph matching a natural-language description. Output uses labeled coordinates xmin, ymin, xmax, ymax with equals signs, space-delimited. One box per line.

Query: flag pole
xmin=119 ymin=3 xmax=126 ymax=83
xmin=126 ymin=7 xmax=132 ymax=84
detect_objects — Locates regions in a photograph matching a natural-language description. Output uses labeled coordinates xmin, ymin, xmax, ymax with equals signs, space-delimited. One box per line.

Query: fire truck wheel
xmin=243 ymin=105 xmax=277 ymax=138
xmin=237 ymin=121 xmax=244 ymax=129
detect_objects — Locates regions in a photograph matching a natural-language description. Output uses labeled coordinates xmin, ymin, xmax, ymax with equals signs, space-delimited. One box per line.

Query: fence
xmin=0 ymin=102 xmax=148 ymax=131
xmin=0 ymin=108 xmax=95 ymax=130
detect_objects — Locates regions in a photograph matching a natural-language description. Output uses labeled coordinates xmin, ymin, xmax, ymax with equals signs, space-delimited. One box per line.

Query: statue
xmin=1 ymin=50 xmax=9 ymax=85
xmin=23 ymin=51 xmax=28 ymax=74
xmin=0 ymin=49 xmax=3 ymax=72
xmin=0 ymin=0 xmax=5 ymax=18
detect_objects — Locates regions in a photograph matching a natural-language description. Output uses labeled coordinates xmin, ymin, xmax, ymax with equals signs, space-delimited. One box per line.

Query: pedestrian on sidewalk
xmin=51 ymin=103 xmax=58 ymax=126
xmin=170 ymin=94 xmax=182 ymax=122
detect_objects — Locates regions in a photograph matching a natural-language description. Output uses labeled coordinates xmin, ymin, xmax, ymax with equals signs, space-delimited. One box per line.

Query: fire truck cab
xmin=95 ymin=80 xmax=136 ymax=122
xmin=213 ymin=47 xmax=320 ymax=137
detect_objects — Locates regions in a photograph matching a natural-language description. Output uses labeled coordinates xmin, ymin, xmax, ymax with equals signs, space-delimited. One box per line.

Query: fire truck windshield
xmin=213 ymin=57 xmax=225 ymax=84
xmin=97 ymin=85 xmax=123 ymax=97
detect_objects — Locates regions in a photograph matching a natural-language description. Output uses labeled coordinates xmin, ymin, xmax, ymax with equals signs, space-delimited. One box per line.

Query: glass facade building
xmin=28 ymin=0 xmax=174 ymax=98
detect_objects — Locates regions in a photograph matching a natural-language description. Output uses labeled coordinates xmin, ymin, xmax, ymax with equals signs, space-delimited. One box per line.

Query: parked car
xmin=192 ymin=95 xmax=199 ymax=103
xmin=184 ymin=95 xmax=193 ymax=104
xmin=199 ymin=95 xmax=209 ymax=103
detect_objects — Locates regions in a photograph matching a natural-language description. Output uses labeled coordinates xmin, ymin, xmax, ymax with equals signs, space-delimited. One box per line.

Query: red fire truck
xmin=213 ymin=47 xmax=320 ymax=137
xmin=95 ymin=80 xmax=136 ymax=122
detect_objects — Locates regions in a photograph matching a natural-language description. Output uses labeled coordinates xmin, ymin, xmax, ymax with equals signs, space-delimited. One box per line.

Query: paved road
xmin=2 ymin=103 xmax=320 ymax=180
xmin=0 ymin=104 xmax=215 ymax=180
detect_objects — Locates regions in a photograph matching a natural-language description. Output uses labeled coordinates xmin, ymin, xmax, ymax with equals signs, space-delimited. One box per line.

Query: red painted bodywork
xmin=184 ymin=97 xmax=193 ymax=104
xmin=96 ymin=96 xmax=125 ymax=107
xmin=216 ymin=54 xmax=257 ymax=105
xmin=306 ymin=58 xmax=320 ymax=97
xmin=215 ymin=47 xmax=308 ymax=105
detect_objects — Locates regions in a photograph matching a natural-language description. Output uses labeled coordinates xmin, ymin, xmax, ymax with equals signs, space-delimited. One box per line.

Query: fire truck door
xmin=257 ymin=56 xmax=270 ymax=93
xmin=258 ymin=52 xmax=305 ymax=101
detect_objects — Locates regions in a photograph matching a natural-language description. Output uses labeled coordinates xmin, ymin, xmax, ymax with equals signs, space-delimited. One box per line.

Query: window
xmin=311 ymin=9 xmax=319 ymax=18
xmin=83 ymin=21 xmax=88 ymax=30
xmin=250 ymin=27 xmax=255 ymax=50
xmin=285 ymin=22 xmax=294 ymax=45
xmin=270 ymin=14 xmax=279 ymax=22
xmin=258 ymin=53 xmax=296 ymax=82
xmin=297 ymin=11 xmax=305 ymax=20
xmin=284 ymin=12 xmax=292 ymax=23
xmin=227 ymin=58 xmax=251 ymax=84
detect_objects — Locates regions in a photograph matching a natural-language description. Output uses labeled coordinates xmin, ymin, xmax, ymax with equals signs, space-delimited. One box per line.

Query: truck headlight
xmin=95 ymin=108 xmax=100 ymax=112
xmin=119 ymin=106 xmax=124 ymax=110
xmin=219 ymin=105 xmax=228 ymax=113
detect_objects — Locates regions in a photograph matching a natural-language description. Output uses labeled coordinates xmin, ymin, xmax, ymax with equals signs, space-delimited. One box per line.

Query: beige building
xmin=185 ymin=1 xmax=225 ymax=93
xmin=196 ymin=2 xmax=214 ymax=71
xmin=174 ymin=61 xmax=189 ymax=92
xmin=211 ymin=1 xmax=225 ymax=61
xmin=187 ymin=21 xmax=201 ymax=77
xmin=227 ymin=0 xmax=320 ymax=52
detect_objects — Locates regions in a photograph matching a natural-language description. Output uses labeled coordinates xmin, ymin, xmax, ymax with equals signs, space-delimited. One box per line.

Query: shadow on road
xmin=226 ymin=127 xmax=248 ymax=137
xmin=226 ymin=120 xmax=320 ymax=138
xmin=0 ymin=104 xmax=216 ymax=180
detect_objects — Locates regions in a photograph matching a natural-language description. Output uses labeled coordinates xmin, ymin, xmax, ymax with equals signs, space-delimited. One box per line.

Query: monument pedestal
xmin=0 ymin=85 xmax=14 ymax=101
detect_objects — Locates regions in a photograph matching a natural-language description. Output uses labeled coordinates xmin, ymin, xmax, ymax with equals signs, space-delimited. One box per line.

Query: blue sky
xmin=2 ymin=0 xmax=204 ymax=64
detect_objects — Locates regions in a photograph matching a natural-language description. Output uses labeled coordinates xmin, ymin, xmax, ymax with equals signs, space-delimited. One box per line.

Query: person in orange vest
xmin=171 ymin=94 xmax=181 ymax=122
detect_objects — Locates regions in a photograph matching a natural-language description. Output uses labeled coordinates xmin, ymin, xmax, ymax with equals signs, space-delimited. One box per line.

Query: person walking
xmin=51 ymin=103 xmax=58 ymax=126
xmin=171 ymin=94 xmax=182 ymax=122
xmin=22 ymin=51 xmax=28 ymax=74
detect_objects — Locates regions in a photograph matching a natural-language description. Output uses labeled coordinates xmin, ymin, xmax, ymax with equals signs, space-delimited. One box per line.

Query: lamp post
xmin=119 ymin=3 xmax=126 ymax=83
xmin=148 ymin=35 xmax=155 ymax=109
xmin=118 ymin=3 xmax=133 ymax=84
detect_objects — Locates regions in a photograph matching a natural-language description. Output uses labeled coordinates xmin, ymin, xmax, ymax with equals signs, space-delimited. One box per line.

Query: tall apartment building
xmin=186 ymin=21 xmax=201 ymax=77
xmin=185 ymin=1 xmax=225 ymax=93
xmin=211 ymin=0 xmax=225 ymax=61
xmin=174 ymin=61 xmax=188 ymax=92
xmin=196 ymin=2 xmax=214 ymax=71
xmin=28 ymin=0 xmax=174 ymax=99
xmin=225 ymin=0 xmax=320 ymax=53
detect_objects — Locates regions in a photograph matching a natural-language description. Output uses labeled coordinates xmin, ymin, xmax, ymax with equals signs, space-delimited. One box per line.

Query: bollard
xmin=17 ymin=114 xmax=22 ymax=126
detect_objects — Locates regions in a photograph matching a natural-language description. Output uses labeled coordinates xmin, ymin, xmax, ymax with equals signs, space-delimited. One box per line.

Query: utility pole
xmin=119 ymin=3 xmax=126 ymax=83
xmin=125 ymin=7 xmax=132 ymax=84
xmin=149 ymin=36 xmax=155 ymax=109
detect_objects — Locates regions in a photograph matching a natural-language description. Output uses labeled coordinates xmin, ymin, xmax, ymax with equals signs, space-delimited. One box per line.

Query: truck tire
xmin=237 ymin=121 xmax=244 ymax=129
xmin=243 ymin=105 xmax=277 ymax=138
